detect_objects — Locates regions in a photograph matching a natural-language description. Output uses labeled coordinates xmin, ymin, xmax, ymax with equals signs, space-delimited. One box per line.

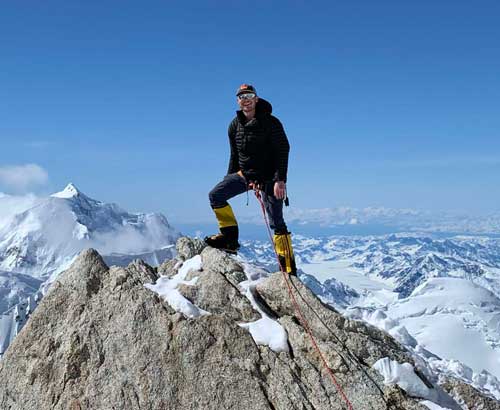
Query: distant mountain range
xmin=238 ymin=233 xmax=500 ymax=400
xmin=240 ymin=234 xmax=500 ymax=297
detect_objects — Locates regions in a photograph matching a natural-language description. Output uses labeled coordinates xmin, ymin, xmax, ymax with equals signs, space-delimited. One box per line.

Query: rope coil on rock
xmin=254 ymin=189 xmax=354 ymax=410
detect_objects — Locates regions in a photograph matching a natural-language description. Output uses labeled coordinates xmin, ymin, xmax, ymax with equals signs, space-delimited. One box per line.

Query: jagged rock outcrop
xmin=0 ymin=237 xmax=496 ymax=409
xmin=441 ymin=378 xmax=500 ymax=410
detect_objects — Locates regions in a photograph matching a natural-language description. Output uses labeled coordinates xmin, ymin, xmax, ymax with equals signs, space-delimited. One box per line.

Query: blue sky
xmin=1 ymin=0 xmax=499 ymax=225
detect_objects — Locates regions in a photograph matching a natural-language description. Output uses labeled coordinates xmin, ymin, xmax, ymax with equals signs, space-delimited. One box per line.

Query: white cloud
xmin=0 ymin=193 xmax=40 ymax=230
xmin=0 ymin=164 xmax=49 ymax=191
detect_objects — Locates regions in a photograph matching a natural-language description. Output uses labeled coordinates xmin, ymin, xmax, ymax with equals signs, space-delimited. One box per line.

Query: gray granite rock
xmin=157 ymin=257 xmax=181 ymax=278
xmin=0 ymin=239 xmax=494 ymax=409
xmin=200 ymin=247 xmax=246 ymax=286
xmin=176 ymin=236 xmax=207 ymax=261
xmin=178 ymin=268 xmax=260 ymax=322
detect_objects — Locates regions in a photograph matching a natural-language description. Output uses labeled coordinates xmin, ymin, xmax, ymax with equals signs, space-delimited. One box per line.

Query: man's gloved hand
xmin=274 ymin=181 xmax=286 ymax=200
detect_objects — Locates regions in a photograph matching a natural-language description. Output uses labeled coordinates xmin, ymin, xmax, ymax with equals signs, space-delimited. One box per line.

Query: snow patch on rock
xmin=374 ymin=358 xmax=436 ymax=399
xmin=373 ymin=358 xmax=458 ymax=409
xmin=238 ymin=260 xmax=289 ymax=353
xmin=145 ymin=255 xmax=209 ymax=318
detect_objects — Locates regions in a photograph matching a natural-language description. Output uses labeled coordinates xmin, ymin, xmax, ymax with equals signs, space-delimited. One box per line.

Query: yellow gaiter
xmin=273 ymin=232 xmax=297 ymax=275
xmin=214 ymin=204 xmax=237 ymax=228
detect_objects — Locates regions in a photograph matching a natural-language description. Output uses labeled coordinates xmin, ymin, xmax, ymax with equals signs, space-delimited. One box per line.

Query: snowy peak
xmin=0 ymin=185 xmax=180 ymax=277
xmin=51 ymin=183 xmax=83 ymax=199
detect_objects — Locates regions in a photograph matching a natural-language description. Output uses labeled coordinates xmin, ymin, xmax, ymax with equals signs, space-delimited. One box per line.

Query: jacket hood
xmin=256 ymin=98 xmax=272 ymax=115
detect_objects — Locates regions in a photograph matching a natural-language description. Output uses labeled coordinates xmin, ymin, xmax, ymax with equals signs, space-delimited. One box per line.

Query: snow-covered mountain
xmin=0 ymin=184 xmax=180 ymax=356
xmin=241 ymin=234 xmax=500 ymax=298
xmin=0 ymin=183 xmax=179 ymax=280
xmin=239 ymin=233 xmax=500 ymax=400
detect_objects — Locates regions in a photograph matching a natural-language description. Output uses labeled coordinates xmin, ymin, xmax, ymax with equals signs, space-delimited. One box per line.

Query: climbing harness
xmin=253 ymin=188 xmax=355 ymax=410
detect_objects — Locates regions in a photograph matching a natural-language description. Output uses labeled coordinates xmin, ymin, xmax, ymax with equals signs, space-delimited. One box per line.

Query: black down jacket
xmin=227 ymin=98 xmax=290 ymax=183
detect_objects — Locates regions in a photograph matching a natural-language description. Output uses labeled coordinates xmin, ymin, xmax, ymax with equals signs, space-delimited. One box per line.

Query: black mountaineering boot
xmin=205 ymin=204 xmax=240 ymax=254
xmin=204 ymin=226 xmax=240 ymax=254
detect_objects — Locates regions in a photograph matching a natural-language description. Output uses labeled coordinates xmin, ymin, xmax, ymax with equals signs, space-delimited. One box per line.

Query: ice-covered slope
xmin=0 ymin=292 xmax=41 ymax=356
xmin=0 ymin=270 xmax=42 ymax=313
xmin=0 ymin=183 xmax=180 ymax=279
xmin=388 ymin=278 xmax=500 ymax=378
xmin=346 ymin=279 xmax=500 ymax=401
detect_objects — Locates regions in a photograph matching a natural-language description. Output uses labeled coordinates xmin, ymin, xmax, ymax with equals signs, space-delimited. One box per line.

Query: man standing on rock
xmin=205 ymin=84 xmax=297 ymax=275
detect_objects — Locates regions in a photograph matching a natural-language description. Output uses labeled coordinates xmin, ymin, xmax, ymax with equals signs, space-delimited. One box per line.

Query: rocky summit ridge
xmin=0 ymin=237 xmax=498 ymax=410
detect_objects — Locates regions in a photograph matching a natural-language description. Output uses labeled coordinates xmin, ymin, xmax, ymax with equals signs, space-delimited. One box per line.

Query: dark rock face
xmin=0 ymin=239 xmax=495 ymax=409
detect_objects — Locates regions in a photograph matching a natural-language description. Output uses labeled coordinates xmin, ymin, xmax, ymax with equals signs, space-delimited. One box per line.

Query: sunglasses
xmin=238 ymin=93 xmax=256 ymax=100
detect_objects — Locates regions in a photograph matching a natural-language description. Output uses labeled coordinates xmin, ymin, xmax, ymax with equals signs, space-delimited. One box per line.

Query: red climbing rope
xmin=254 ymin=189 xmax=354 ymax=410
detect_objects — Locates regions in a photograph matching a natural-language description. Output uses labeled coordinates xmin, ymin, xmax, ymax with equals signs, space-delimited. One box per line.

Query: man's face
xmin=237 ymin=93 xmax=258 ymax=112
